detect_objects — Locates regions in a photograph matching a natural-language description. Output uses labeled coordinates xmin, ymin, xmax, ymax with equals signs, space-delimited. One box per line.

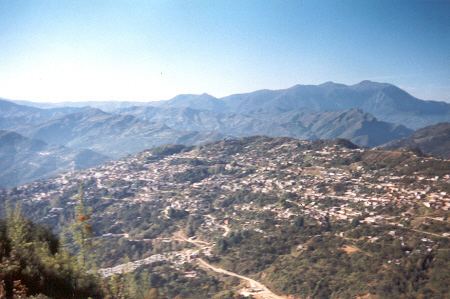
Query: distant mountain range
xmin=157 ymin=81 xmax=450 ymax=129
xmin=0 ymin=98 xmax=83 ymax=130
xmin=27 ymin=107 xmax=223 ymax=158
xmin=19 ymin=104 xmax=412 ymax=156
xmin=384 ymin=122 xmax=450 ymax=159
xmin=11 ymin=99 xmax=155 ymax=112
xmin=2 ymin=80 xmax=450 ymax=185
xmin=11 ymin=81 xmax=450 ymax=130
xmin=118 ymin=106 xmax=412 ymax=147
xmin=0 ymin=130 xmax=108 ymax=187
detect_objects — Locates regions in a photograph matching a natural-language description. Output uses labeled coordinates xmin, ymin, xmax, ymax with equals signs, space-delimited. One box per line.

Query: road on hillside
xmin=197 ymin=258 xmax=287 ymax=299
xmin=173 ymin=231 xmax=286 ymax=298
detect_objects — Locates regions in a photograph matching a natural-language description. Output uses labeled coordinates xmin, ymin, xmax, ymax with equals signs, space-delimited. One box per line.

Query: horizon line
xmin=1 ymin=79 xmax=447 ymax=104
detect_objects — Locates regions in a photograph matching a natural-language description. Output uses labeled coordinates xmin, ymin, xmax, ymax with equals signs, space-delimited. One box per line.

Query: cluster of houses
xmin=7 ymin=137 xmax=449 ymax=277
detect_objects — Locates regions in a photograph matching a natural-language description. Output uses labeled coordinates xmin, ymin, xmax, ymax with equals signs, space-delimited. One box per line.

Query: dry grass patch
xmin=341 ymin=245 xmax=361 ymax=254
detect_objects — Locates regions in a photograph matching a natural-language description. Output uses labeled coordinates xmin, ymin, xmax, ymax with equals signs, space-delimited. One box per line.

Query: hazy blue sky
xmin=0 ymin=0 xmax=449 ymax=102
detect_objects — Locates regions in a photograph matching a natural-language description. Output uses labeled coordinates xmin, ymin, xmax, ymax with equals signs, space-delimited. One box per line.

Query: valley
xmin=1 ymin=80 xmax=450 ymax=187
xmin=2 ymin=1 xmax=449 ymax=297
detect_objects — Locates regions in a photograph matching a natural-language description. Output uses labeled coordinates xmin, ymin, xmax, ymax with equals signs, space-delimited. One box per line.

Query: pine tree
xmin=124 ymin=272 xmax=139 ymax=299
xmin=138 ymin=270 xmax=151 ymax=299
xmin=6 ymin=203 xmax=27 ymax=248
xmin=107 ymin=274 xmax=127 ymax=299
xmin=71 ymin=184 xmax=95 ymax=270
xmin=0 ymin=209 xmax=103 ymax=298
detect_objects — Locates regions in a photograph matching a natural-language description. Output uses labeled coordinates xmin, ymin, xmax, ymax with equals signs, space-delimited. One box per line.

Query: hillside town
xmin=2 ymin=137 xmax=450 ymax=298
xmin=11 ymin=137 xmax=449 ymax=227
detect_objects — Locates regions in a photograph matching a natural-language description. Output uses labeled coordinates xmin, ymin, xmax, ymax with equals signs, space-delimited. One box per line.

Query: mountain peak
xmin=171 ymin=93 xmax=217 ymax=100
xmin=164 ymin=93 xmax=224 ymax=111
xmin=353 ymin=80 xmax=392 ymax=89
xmin=319 ymin=81 xmax=346 ymax=88
xmin=200 ymin=92 xmax=214 ymax=97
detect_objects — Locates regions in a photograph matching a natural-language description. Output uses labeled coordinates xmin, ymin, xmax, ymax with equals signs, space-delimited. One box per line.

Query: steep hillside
xmin=221 ymin=81 xmax=450 ymax=128
xmin=0 ymin=130 xmax=108 ymax=187
xmin=28 ymin=108 xmax=224 ymax=158
xmin=120 ymin=106 xmax=412 ymax=147
xmin=284 ymin=108 xmax=413 ymax=147
xmin=384 ymin=122 xmax=450 ymax=159
xmin=3 ymin=137 xmax=449 ymax=298
xmin=0 ymin=214 xmax=102 ymax=298
xmin=118 ymin=106 xmax=298 ymax=137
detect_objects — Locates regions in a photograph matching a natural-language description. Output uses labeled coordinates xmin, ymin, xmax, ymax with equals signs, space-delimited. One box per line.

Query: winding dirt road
xmin=197 ymin=258 xmax=287 ymax=299
xmin=173 ymin=231 xmax=286 ymax=299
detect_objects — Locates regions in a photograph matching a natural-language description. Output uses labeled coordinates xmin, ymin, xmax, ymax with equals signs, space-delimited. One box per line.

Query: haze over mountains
xmin=0 ymin=130 xmax=108 ymax=187
xmin=1 ymin=80 xmax=450 ymax=186
xmin=27 ymin=108 xmax=222 ymax=158
xmin=117 ymin=106 xmax=412 ymax=148
xmin=18 ymin=80 xmax=448 ymax=128
xmin=153 ymin=80 xmax=450 ymax=130
xmin=0 ymin=98 xmax=83 ymax=130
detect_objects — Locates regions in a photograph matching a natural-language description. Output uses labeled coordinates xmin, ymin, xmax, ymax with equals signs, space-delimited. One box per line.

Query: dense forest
xmin=0 ymin=205 xmax=102 ymax=298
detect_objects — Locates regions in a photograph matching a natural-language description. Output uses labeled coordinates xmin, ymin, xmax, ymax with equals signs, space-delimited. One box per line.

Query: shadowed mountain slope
xmin=119 ymin=106 xmax=412 ymax=147
xmin=0 ymin=130 xmax=108 ymax=187
xmin=383 ymin=122 xmax=450 ymax=159
xmin=28 ymin=108 xmax=224 ymax=158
